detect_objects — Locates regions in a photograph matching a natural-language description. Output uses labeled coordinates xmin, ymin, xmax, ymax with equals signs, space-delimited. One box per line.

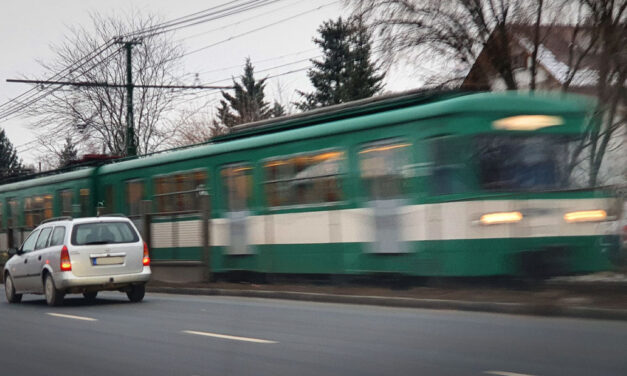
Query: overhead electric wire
xmin=122 ymin=0 xmax=280 ymax=39
xmin=160 ymin=0 xmax=339 ymax=65
xmin=178 ymin=0 xmax=301 ymax=43
xmin=184 ymin=47 xmax=318 ymax=77
xmin=0 ymin=45 xmax=123 ymax=122
xmin=0 ymin=40 xmax=117 ymax=116
xmin=148 ymin=0 xmax=284 ymax=38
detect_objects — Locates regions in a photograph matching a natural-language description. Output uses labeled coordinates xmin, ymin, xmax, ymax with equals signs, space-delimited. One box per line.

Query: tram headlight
xmin=492 ymin=115 xmax=563 ymax=131
xmin=564 ymin=210 xmax=607 ymax=223
xmin=479 ymin=211 xmax=523 ymax=225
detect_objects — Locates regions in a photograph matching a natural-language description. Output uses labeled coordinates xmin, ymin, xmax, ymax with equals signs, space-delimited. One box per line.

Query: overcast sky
xmin=0 ymin=0 xmax=423 ymax=165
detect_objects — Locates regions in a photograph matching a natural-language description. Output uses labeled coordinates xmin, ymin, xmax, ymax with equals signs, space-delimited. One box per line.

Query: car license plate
xmin=92 ymin=256 xmax=124 ymax=266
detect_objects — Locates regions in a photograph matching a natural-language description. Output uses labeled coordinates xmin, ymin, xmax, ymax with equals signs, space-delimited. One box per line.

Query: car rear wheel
xmin=83 ymin=291 xmax=98 ymax=301
xmin=126 ymin=284 xmax=145 ymax=303
xmin=44 ymin=274 xmax=64 ymax=306
xmin=4 ymin=274 xmax=22 ymax=303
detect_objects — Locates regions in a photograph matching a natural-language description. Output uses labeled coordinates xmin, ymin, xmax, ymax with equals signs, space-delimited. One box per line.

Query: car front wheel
xmin=126 ymin=284 xmax=145 ymax=303
xmin=44 ymin=274 xmax=64 ymax=306
xmin=4 ymin=274 xmax=22 ymax=303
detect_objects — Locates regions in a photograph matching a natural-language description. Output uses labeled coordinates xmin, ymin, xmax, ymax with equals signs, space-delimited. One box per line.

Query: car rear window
xmin=71 ymin=221 xmax=140 ymax=246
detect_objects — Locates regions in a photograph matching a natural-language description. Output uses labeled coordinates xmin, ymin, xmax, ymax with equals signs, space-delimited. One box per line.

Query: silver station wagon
xmin=3 ymin=216 xmax=151 ymax=306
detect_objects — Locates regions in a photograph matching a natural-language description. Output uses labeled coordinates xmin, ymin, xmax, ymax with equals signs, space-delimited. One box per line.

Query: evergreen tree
xmin=214 ymin=58 xmax=272 ymax=128
xmin=0 ymin=129 xmax=24 ymax=180
xmin=297 ymin=16 xmax=385 ymax=111
xmin=271 ymin=102 xmax=286 ymax=118
xmin=59 ymin=137 xmax=79 ymax=168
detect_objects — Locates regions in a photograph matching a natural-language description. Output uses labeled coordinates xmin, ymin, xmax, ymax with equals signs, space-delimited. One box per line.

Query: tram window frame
xmin=79 ymin=188 xmax=90 ymax=217
xmin=7 ymin=198 xmax=18 ymax=226
xmin=59 ymin=189 xmax=73 ymax=217
xmin=153 ymin=169 xmax=207 ymax=213
xmin=24 ymin=195 xmax=52 ymax=228
xmin=359 ymin=140 xmax=412 ymax=200
xmin=262 ymin=149 xmax=345 ymax=209
xmin=221 ymin=163 xmax=253 ymax=212
xmin=125 ymin=179 xmax=145 ymax=217
xmin=428 ymin=136 xmax=474 ymax=196
xmin=101 ymin=185 xmax=115 ymax=214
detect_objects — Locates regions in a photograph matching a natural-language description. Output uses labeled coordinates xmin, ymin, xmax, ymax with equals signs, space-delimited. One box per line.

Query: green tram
xmin=0 ymin=91 xmax=620 ymax=277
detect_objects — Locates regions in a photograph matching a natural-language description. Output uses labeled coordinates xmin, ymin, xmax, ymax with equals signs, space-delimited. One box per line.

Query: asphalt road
xmin=1 ymin=292 xmax=626 ymax=376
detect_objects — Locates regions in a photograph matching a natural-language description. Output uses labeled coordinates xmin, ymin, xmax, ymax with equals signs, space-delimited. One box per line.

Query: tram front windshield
xmin=475 ymin=134 xmax=581 ymax=192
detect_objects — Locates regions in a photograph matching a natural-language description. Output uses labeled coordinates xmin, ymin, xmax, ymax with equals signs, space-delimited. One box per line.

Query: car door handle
xmin=24 ymin=258 xmax=28 ymax=264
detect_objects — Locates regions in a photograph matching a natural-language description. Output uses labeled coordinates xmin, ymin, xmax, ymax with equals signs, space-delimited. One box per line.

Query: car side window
xmin=35 ymin=227 xmax=53 ymax=250
xmin=49 ymin=226 xmax=66 ymax=247
xmin=21 ymin=229 xmax=40 ymax=253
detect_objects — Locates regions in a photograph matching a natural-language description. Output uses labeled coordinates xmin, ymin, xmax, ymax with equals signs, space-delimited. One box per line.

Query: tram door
xmin=359 ymin=140 xmax=411 ymax=253
xmin=222 ymin=164 xmax=253 ymax=255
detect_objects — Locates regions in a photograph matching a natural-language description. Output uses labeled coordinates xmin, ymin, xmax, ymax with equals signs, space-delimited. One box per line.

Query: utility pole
xmin=118 ymin=39 xmax=142 ymax=157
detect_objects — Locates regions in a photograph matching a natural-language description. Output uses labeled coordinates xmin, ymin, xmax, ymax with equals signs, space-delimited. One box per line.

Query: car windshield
xmin=71 ymin=221 xmax=139 ymax=245
xmin=475 ymin=134 xmax=582 ymax=192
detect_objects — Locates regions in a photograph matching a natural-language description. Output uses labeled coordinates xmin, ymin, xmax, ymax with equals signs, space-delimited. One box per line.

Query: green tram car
xmin=0 ymin=91 xmax=620 ymax=278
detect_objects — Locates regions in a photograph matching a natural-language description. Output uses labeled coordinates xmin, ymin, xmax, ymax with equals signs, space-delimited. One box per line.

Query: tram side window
xmin=80 ymin=189 xmax=90 ymax=216
xmin=264 ymin=150 xmax=344 ymax=207
xmin=24 ymin=195 xmax=52 ymax=228
xmin=60 ymin=190 xmax=73 ymax=216
xmin=154 ymin=170 xmax=207 ymax=213
xmin=101 ymin=185 xmax=114 ymax=214
xmin=429 ymin=137 xmax=471 ymax=195
xmin=222 ymin=165 xmax=252 ymax=212
xmin=8 ymin=199 xmax=17 ymax=226
xmin=360 ymin=142 xmax=410 ymax=200
xmin=125 ymin=180 xmax=145 ymax=216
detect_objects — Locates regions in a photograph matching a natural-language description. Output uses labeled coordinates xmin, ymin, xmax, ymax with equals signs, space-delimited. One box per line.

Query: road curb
xmin=146 ymin=286 xmax=627 ymax=321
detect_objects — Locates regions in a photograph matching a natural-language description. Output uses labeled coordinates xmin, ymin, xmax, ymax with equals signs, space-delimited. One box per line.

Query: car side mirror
xmin=8 ymin=248 xmax=18 ymax=257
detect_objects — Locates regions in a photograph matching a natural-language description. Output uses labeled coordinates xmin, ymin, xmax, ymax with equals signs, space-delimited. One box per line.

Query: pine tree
xmin=297 ymin=17 xmax=385 ymax=111
xmin=0 ymin=129 xmax=24 ymax=180
xmin=214 ymin=58 xmax=272 ymax=128
xmin=59 ymin=137 xmax=79 ymax=168
xmin=271 ymin=102 xmax=286 ymax=118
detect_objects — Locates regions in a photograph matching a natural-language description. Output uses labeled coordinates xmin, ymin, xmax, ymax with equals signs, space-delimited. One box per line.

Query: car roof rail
xmin=41 ymin=216 xmax=73 ymax=224
xmin=97 ymin=213 xmax=128 ymax=218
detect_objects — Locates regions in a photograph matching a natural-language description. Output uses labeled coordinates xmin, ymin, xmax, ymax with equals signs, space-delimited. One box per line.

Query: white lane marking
xmin=46 ymin=313 xmax=98 ymax=322
xmin=182 ymin=330 xmax=278 ymax=344
xmin=484 ymin=371 xmax=536 ymax=376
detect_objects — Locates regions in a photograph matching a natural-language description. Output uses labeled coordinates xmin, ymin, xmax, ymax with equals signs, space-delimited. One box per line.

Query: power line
xmin=123 ymin=0 xmax=280 ymax=39
xmin=178 ymin=0 xmax=302 ymax=43
xmin=0 ymin=45 xmax=123 ymax=122
xmin=164 ymin=0 xmax=339 ymax=64
xmin=0 ymin=40 xmax=117 ymax=115
xmin=184 ymin=47 xmax=318 ymax=77
xmin=6 ymin=79 xmax=234 ymax=90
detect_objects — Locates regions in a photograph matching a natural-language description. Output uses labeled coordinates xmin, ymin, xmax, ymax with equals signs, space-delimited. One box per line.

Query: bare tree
xmin=348 ymin=0 xmax=558 ymax=88
xmin=349 ymin=0 xmax=625 ymax=186
xmin=165 ymin=105 xmax=226 ymax=148
xmin=579 ymin=0 xmax=626 ymax=186
xmin=25 ymin=11 xmax=185 ymax=157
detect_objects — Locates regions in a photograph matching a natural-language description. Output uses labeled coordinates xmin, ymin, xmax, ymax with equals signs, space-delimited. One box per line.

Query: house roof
xmin=512 ymin=25 xmax=599 ymax=87
xmin=462 ymin=24 xmax=601 ymax=93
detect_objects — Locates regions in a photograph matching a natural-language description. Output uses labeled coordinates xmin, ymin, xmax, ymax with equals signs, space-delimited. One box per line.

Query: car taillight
xmin=60 ymin=245 xmax=72 ymax=271
xmin=143 ymin=242 xmax=150 ymax=266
